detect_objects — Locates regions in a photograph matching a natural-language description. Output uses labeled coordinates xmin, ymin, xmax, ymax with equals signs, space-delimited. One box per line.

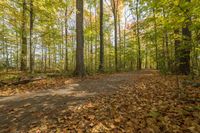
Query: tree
xmin=99 ymin=0 xmax=104 ymax=72
xmin=174 ymin=0 xmax=192 ymax=75
xmin=111 ymin=0 xmax=119 ymax=71
xmin=174 ymin=29 xmax=181 ymax=72
xmin=136 ymin=0 xmax=141 ymax=70
xmin=64 ymin=6 xmax=68 ymax=71
xmin=20 ymin=0 xmax=27 ymax=71
xmin=29 ymin=0 xmax=34 ymax=73
xmin=74 ymin=0 xmax=85 ymax=76
xmin=153 ymin=1 xmax=158 ymax=70
xmin=180 ymin=0 xmax=191 ymax=75
xmin=0 ymin=0 xmax=199 ymax=75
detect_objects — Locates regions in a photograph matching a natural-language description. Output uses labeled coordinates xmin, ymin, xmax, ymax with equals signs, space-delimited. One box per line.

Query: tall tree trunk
xmin=112 ymin=0 xmax=118 ymax=71
xmin=5 ymin=42 xmax=9 ymax=72
xmin=153 ymin=6 xmax=158 ymax=69
xmin=64 ymin=7 xmax=68 ymax=71
xmin=99 ymin=0 xmax=104 ymax=72
xmin=72 ymin=35 xmax=75 ymax=69
xmin=89 ymin=5 xmax=93 ymax=72
xmin=54 ymin=43 xmax=57 ymax=67
xmin=16 ymin=32 xmax=19 ymax=70
xmin=180 ymin=0 xmax=191 ymax=75
xmin=87 ymin=38 xmax=90 ymax=71
xmin=33 ymin=44 xmax=36 ymax=71
xmin=123 ymin=12 xmax=127 ymax=69
xmin=20 ymin=0 xmax=27 ymax=71
xmin=114 ymin=15 xmax=118 ymax=71
xmin=195 ymin=31 xmax=200 ymax=75
xmin=2 ymin=13 xmax=9 ymax=72
xmin=48 ymin=43 xmax=51 ymax=69
xmin=162 ymin=33 xmax=166 ymax=70
xmin=163 ymin=9 xmax=170 ymax=71
xmin=60 ymin=23 xmax=64 ymax=61
xmin=29 ymin=0 xmax=33 ymax=73
xmin=197 ymin=32 xmax=200 ymax=75
xmin=44 ymin=46 xmax=47 ymax=72
xmin=118 ymin=13 xmax=122 ymax=70
xmin=165 ymin=31 xmax=169 ymax=70
xmin=136 ymin=0 xmax=141 ymax=70
xmin=41 ymin=43 xmax=44 ymax=71
xmin=145 ymin=44 xmax=148 ymax=69
xmin=74 ymin=0 xmax=85 ymax=76
xmin=174 ymin=29 xmax=181 ymax=73
xmin=94 ymin=1 xmax=98 ymax=71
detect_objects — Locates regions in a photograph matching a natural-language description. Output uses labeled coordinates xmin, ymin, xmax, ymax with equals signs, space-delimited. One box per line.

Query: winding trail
xmin=0 ymin=70 xmax=197 ymax=133
xmin=0 ymin=70 xmax=153 ymax=132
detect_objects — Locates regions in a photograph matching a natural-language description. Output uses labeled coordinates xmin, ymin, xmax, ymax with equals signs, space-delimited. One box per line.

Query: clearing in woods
xmin=0 ymin=70 xmax=199 ymax=132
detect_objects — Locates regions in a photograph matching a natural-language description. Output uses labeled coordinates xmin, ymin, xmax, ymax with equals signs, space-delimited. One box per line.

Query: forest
xmin=0 ymin=0 xmax=200 ymax=132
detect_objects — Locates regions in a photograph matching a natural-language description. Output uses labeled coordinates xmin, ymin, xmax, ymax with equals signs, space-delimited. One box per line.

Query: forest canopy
xmin=0 ymin=0 xmax=199 ymax=76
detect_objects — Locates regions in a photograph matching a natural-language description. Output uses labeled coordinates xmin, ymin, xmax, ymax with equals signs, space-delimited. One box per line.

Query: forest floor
xmin=0 ymin=69 xmax=199 ymax=133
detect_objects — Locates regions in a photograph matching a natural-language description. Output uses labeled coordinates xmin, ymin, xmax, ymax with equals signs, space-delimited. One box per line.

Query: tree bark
xmin=20 ymin=0 xmax=27 ymax=71
xmin=153 ymin=5 xmax=158 ymax=69
xmin=118 ymin=13 xmax=122 ymax=70
xmin=29 ymin=0 xmax=33 ymax=73
xmin=99 ymin=0 xmax=104 ymax=72
xmin=136 ymin=0 xmax=141 ymax=70
xmin=163 ymin=9 xmax=170 ymax=71
xmin=123 ymin=11 xmax=127 ymax=69
xmin=180 ymin=0 xmax=191 ymax=75
xmin=74 ymin=0 xmax=85 ymax=76
xmin=64 ymin=7 xmax=68 ymax=71
xmin=112 ymin=0 xmax=118 ymax=71
xmin=174 ymin=29 xmax=181 ymax=73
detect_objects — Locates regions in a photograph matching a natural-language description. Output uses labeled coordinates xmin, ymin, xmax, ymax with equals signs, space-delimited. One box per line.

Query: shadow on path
xmin=0 ymin=72 xmax=136 ymax=132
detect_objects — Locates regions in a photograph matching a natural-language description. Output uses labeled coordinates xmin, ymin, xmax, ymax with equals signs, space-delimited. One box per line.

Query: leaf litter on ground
xmin=0 ymin=70 xmax=199 ymax=133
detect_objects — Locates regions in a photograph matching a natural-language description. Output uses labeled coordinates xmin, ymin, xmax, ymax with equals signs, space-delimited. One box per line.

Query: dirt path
xmin=0 ymin=70 xmax=198 ymax=133
xmin=0 ymin=71 xmax=142 ymax=132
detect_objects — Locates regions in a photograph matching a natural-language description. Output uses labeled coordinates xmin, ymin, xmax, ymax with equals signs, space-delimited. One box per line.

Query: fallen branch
xmin=11 ymin=77 xmax=45 ymax=85
xmin=0 ymin=77 xmax=45 ymax=87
